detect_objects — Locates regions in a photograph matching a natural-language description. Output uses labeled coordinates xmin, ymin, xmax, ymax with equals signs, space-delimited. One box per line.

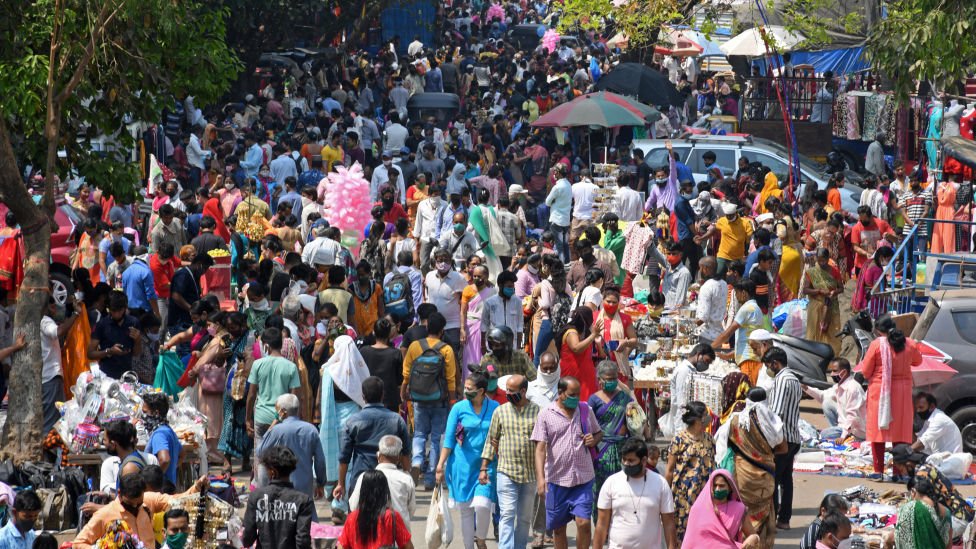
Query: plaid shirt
xmin=482 ymin=401 xmax=540 ymax=483
xmin=496 ymin=209 xmax=525 ymax=250
xmin=531 ymin=402 xmax=601 ymax=487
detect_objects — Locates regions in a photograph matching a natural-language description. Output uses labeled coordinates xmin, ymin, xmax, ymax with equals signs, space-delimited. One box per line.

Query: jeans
xmin=774 ymin=442 xmax=801 ymax=523
xmin=550 ymin=223 xmax=569 ymax=263
xmin=253 ymin=422 xmax=272 ymax=487
xmin=534 ymin=319 xmax=553 ymax=366
xmin=820 ymin=426 xmax=844 ymax=440
xmin=497 ymin=472 xmax=536 ymax=549
xmin=442 ymin=328 xmax=462 ymax=384
xmin=412 ymin=405 xmax=448 ymax=486
xmin=188 ymin=167 xmax=202 ymax=192
xmin=823 ymin=397 xmax=839 ymax=427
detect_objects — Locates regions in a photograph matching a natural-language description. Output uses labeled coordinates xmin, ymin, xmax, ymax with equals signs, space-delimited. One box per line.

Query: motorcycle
xmin=769 ymin=333 xmax=835 ymax=389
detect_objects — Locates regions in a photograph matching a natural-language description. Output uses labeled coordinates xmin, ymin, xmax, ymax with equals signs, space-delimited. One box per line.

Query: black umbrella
xmin=595 ymin=62 xmax=684 ymax=107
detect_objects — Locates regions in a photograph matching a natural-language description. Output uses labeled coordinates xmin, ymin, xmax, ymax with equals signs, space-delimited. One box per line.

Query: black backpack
xmin=383 ymin=270 xmax=414 ymax=321
xmin=408 ymin=339 xmax=449 ymax=403
xmin=550 ymin=291 xmax=574 ymax=337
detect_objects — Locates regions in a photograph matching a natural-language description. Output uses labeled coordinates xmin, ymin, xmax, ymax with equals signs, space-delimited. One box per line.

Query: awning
xmin=942 ymin=136 xmax=976 ymax=170
xmin=753 ymin=46 xmax=870 ymax=75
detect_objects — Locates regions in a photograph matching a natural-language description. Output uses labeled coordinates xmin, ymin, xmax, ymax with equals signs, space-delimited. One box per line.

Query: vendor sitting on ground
xmin=802 ymin=358 xmax=867 ymax=444
xmin=912 ymin=392 xmax=963 ymax=455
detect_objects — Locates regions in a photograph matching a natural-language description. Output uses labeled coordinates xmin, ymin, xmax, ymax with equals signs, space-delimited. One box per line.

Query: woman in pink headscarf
xmin=681 ymin=469 xmax=761 ymax=549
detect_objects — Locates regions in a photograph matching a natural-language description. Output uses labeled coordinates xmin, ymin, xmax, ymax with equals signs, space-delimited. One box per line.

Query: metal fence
xmin=741 ymin=76 xmax=834 ymax=122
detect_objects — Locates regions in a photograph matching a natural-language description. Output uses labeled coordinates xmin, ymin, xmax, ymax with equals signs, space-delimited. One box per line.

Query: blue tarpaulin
xmin=754 ymin=46 xmax=870 ymax=76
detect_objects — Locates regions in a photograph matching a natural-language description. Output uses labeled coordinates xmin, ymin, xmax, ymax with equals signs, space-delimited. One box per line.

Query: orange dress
xmin=352 ymin=282 xmax=382 ymax=338
xmin=931 ymin=182 xmax=957 ymax=253
xmin=859 ymin=337 xmax=921 ymax=443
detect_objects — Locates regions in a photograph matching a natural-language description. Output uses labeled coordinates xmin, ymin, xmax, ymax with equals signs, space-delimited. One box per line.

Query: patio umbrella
xmin=910 ymin=355 xmax=958 ymax=387
xmin=680 ymin=30 xmax=727 ymax=58
xmin=531 ymin=91 xmax=660 ymax=128
xmin=594 ymin=62 xmax=683 ymax=107
xmin=720 ymin=25 xmax=806 ymax=57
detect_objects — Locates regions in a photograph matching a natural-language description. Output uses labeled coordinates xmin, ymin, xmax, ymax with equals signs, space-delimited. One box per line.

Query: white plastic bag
xmin=927 ymin=452 xmax=973 ymax=480
xmin=425 ymin=485 xmax=454 ymax=548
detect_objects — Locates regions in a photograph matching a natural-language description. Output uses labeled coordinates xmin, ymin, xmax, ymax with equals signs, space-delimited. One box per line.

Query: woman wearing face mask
xmin=435 ymin=373 xmax=499 ymax=549
xmin=256 ymin=163 xmax=274 ymax=204
xmin=185 ymin=309 xmax=234 ymax=465
xmin=557 ymin=307 xmax=605 ymax=401
xmin=852 ymin=245 xmax=894 ymax=315
xmin=681 ymin=470 xmax=761 ymax=548
xmin=460 ymin=265 xmax=493 ymax=370
xmin=214 ymin=174 xmax=242 ymax=219
xmin=587 ymin=360 xmax=637 ymax=513
xmin=319 ymin=335 xmax=370 ymax=492
xmin=596 ymin=286 xmax=638 ymax=383
xmin=216 ymin=312 xmax=255 ymax=473
xmin=665 ymin=401 xmax=716 ymax=539
xmin=888 ymin=471 xmax=952 ymax=549
xmin=802 ymin=248 xmax=844 ymax=353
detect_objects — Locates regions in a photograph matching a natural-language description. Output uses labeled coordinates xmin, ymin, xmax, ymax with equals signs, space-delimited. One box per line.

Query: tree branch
xmin=54 ymin=0 xmax=126 ymax=105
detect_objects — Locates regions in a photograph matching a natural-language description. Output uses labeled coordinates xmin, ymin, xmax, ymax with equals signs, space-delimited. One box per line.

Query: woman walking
xmin=666 ymin=401 xmax=716 ymax=539
xmin=859 ymin=314 xmax=920 ymax=476
xmin=587 ymin=361 xmax=634 ymax=511
xmin=435 ymin=373 xmax=499 ymax=549
xmin=338 ymin=470 xmax=414 ymax=549
xmin=319 ymin=335 xmax=370 ymax=490
xmin=557 ymin=307 xmax=604 ymax=400
xmin=460 ymin=265 xmax=494 ymax=369
xmin=803 ymin=248 xmax=844 ymax=354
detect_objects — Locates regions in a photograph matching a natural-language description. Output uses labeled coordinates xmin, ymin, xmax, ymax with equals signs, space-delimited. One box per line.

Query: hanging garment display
xmin=926 ymin=104 xmax=944 ymax=172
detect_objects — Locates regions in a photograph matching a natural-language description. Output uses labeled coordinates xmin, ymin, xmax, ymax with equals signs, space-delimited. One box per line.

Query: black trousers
xmin=774 ymin=442 xmax=801 ymax=523
xmin=679 ymin=236 xmax=702 ymax=279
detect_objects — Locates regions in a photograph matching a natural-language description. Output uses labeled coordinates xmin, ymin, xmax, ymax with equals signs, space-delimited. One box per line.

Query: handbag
xmin=198 ymin=363 xmax=227 ymax=394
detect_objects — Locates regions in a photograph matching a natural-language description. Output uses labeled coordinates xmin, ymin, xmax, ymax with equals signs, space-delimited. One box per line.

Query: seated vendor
xmin=666 ymin=343 xmax=715 ymax=437
xmin=73 ymin=473 xmax=207 ymax=549
xmin=912 ymin=392 xmax=963 ymax=455
xmin=890 ymin=443 xmax=928 ymax=479
xmin=802 ymin=358 xmax=867 ymax=444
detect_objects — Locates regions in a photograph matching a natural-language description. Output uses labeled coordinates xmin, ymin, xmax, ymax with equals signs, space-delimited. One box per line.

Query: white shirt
xmin=616 ymin=187 xmax=644 ymax=222
xmin=99 ymin=453 xmax=160 ymax=494
xmin=407 ymin=40 xmax=424 ymax=57
xmin=40 ymin=316 xmax=62 ymax=383
xmin=186 ymin=134 xmax=206 ymax=170
xmin=370 ymin=164 xmax=406 ymax=204
xmin=918 ymin=409 xmax=963 ymax=454
xmin=413 ymin=198 xmax=443 ymax=241
xmin=545 ymin=178 xmax=573 ymax=227
xmin=301 ymin=236 xmax=342 ymax=266
xmin=385 ymin=124 xmax=408 ymax=154
xmin=571 ymin=180 xmax=599 ymax=220
xmin=804 ymin=374 xmax=867 ymax=439
xmin=597 ymin=471 xmax=675 ymax=549
xmin=695 ymin=278 xmax=728 ymax=343
xmin=424 ymin=270 xmax=466 ymax=329
xmin=438 ymin=231 xmax=480 ymax=266
xmin=483 ymin=294 xmax=523 ymax=340
xmin=350 ymin=463 xmax=417 ymax=522
xmin=667 ymin=361 xmax=695 ymax=438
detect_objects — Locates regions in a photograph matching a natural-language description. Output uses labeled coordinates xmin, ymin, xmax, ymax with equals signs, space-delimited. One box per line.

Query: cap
xmin=508 ymin=184 xmax=528 ymax=195
xmin=400 ymin=146 xmax=412 ymax=155
xmin=890 ymin=443 xmax=927 ymax=464
xmin=722 ymin=202 xmax=737 ymax=215
xmin=748 ymin=329 xmax=773 ymax=342
xmin=756 ymin=213 xmax=774 ymax=224
xmin=381 ymin=150 xmax=393 ymax=158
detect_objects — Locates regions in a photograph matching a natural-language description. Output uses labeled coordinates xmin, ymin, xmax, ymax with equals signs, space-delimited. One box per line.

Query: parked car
xmin=913 ymin=290 xmax=976 ymax=452
xmin=631 ymin=135 xmax=861 ymax=212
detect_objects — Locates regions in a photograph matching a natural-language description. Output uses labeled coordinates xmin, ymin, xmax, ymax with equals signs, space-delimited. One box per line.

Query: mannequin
xmin=926 ymin=101 xmax=944 ymax=171
xmin=961 ymin=104 xmax=976 ymax=140
xmin=931 ymin=176 xmax=959 ymax=253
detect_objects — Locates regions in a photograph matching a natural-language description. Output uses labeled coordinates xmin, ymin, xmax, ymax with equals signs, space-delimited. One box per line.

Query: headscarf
xmin=681 ymin=469 xmax=747 ymax=549
xmin=203 ymin=197 xmax=230 ymax=242
xmin=914 ymin=464 xmax=975 ymax=523
xmin=322 ymin=335 xmax=370 ymax=407
xmin=877 ymin=336 xmax=894 ymax=431
xmin=758 ymin=172 xmax=783 ymax=214
xmin=692 ymin=191 xmax=714 ymax=218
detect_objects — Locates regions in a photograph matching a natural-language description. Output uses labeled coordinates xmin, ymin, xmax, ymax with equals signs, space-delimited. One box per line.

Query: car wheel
xmin=950 ymin=406 xmax=976 ymax=453
xmin=49 ymin=272 xmax=73 ymax=307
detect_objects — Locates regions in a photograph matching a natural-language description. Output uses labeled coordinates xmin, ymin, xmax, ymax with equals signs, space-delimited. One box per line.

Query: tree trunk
xmin=0 ymin=119 xmax=50 ymax=463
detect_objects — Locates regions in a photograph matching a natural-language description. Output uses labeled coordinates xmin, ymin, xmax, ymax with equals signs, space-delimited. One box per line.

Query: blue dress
xmin=443 ymin=398 xmax=499 ymax=504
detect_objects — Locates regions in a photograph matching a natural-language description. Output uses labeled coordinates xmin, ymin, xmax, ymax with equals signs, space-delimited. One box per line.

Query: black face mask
xmin=918 ymin=409 xmax=933 ymax=421
xmin=694 ymin=360 xmax=709 ymax=373
xmin=382 ymin=197 xmax=394 ymax=209
xmin=451 ymin=197 xmax=461 ymax=207
xmin=623 ymin=462 xmax=644 ymax=478
xmin=121 ymin=501 xmax=141 ymax=517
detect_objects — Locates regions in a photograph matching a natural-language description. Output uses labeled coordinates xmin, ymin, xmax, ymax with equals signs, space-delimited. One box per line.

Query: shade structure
xmin=607 ymin=31 xmax=629 ymax=50
xmin=594 ymin=62 xmax=684 ymax=107
xmin=680 ymin=30 xmax=727 ymax=58
xmin=531 ymin=91 xmax=661 ymax=128
xmin=720 ymin=25 xmax=806 ymax=57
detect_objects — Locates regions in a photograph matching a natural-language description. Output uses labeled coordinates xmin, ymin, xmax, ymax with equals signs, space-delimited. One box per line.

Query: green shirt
xmin=480 ymin=350 xmax=537 ymax=381
xmin=482 ymin=401 xmax=540 ymax=483
xmin=247 ymin=356 xmax=301 ymax=425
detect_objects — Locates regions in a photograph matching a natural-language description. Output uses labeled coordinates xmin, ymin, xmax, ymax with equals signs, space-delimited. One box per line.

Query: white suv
xmin=631 ymin=135 xmax=860 ymax=212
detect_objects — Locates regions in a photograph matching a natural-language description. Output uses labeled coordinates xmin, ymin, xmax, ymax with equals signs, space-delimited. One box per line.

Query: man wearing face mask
xmin=699 ymin=202 xmax=753 ymax=277
xmin=370 ymin=151 xmax=406 ymax=204
xmin=0 ymin=490 xmax=41 ymax=547
xmin=481 ymin=374 xmax=540 ymax=549
xmin=567 ymin=238 xmax=613 ymax=294
xmin=593 ymin=438 xmax=678 ymax=549
xmin=413 ymin=182 xmax=446 ymax=271
xmin=480 ymin=326 xmax=536 ymax=382
xmin=439 ymin=212 xmax=480 ymax=269
xmin=666 ymin=344 xmax=715 ymax=438
xmin=531 ymin=376 xmax=603 ymax=549
xmin=816 ymin=512 xmax=853 ymax=549
xmin=674 ymin=178 xmax=702 ymax=277
xmin=912 ymin=392 xmax=963 ymax=455
xmin=644 ymin=140 xmax=678 ymax=213
xmin=483 ymin=272 xmax=525 ymax=345
xmin=803 ymin=358 xmax=867 ymax=445
xmin=649 ymin=241 xmax=692 ymax=310
xmin=763 ymin=347 xmax=802 ymax=530
xmin=898 ymin=176 xmax=933 ymax=248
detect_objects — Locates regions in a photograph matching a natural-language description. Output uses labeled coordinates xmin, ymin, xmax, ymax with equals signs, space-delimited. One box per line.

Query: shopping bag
xmin=425 ymin=484 xmax=453 ymax=548
xmin=153 ymin=351 xmax=185 ymax=398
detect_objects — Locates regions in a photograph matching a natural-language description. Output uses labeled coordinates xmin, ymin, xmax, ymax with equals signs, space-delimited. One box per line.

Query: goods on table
xmin=591 ymin=163 xmax=620 ymax=220
xmin=688 ymin=371 xmax=724 ymax=415
xmin=170 ymin=490 xmax=238 ymax=549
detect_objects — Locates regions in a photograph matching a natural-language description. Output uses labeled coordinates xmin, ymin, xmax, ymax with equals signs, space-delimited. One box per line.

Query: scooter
xmin=838 ymin=310 xmax=875 ymax=363
xmin=769 ymin=333 xmax=835 ymax=389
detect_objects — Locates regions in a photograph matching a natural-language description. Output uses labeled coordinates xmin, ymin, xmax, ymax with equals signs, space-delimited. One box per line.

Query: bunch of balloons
xmin=319 ymin=162 xmax=372 ymax=253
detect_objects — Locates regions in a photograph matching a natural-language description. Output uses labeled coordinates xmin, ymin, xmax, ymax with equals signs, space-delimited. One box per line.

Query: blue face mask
xmin=487 ymin=379 xmax=498 ymax=391
xmin=501 ymin=287 xmax=516 ymax=298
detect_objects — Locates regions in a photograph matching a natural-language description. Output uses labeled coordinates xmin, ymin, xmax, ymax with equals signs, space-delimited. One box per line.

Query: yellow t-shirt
xmin=322 ymin=144 xmax=344 ymax=173
xmin=716 ymin=216 xmax=754 ymax=261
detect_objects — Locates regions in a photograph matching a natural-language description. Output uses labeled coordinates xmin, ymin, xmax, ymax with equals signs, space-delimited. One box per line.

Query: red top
xmin=149 ymin=253 xmax=181 ymax=299
xmin=851 ymin=218 xmax=893 ymax=270
xmin=338 ymin=509 xmax=411 ymax=549
xmin=374 ymin=201 xmax=409 ymax=225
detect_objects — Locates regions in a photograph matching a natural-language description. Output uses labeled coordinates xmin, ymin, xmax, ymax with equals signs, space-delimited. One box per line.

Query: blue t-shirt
xmin=146 ymin=425 xmax=182 ymax=484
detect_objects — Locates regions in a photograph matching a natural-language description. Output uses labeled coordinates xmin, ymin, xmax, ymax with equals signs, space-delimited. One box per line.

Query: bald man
xmin=438 ymin=211 xmax=479 ymax=267
xmin=695 ymin=256 xmax=728 ymax=344
xmin=482 ymin=374 xmax=540 ymax=549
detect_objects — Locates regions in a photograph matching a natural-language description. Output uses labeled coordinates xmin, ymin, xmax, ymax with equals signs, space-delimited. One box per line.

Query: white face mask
xmin=289 ymin=279 xmax=309 ymax=296
xmin=836 ymin=538 xmax=852 ymax=549
xmin=224 ymin=183 xmax=235 ymax=190
xmin=527 ymin=264 xmax=539 ymax=275
xmin=250 ymin=298 xmax=270 ymax=311
xmin=538 ymin=368 xmax=560 ymax=386
xmin=146 ymin=332 xmax=161 ymax=342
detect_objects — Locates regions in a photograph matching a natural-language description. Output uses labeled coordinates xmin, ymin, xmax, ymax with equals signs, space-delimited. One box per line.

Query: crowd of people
xmin=2 ymin=1 xmax=974 ymax=548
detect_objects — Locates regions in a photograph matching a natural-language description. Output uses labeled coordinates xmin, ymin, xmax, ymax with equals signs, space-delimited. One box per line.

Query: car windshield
xmin=751 ymin=137 xmax=824 ymax=174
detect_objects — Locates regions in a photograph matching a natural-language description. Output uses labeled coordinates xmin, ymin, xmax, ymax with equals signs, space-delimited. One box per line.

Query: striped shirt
xmin=769 ymin=368 xmax=803 ymax=444
xmin=530 ymin=402 xmax=601 ymax=488
xmin=482 ymin=401 xmax=540 ymax=483
xmin=898 ymin=189 xmax=933 ymax=237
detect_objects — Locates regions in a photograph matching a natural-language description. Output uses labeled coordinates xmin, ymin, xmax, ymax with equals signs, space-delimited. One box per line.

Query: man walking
xmin=257 ymin=394 xmax=326 ymax=502
xmin=482 ymin=374 xmax=539 ymax=549
xmin=764 ymin=347 xmax=802 ymax=530
xmin=531 ymin=376 xmax=602 ymax=549
xmin=349 ymin=435 xmax=417 ymax=522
